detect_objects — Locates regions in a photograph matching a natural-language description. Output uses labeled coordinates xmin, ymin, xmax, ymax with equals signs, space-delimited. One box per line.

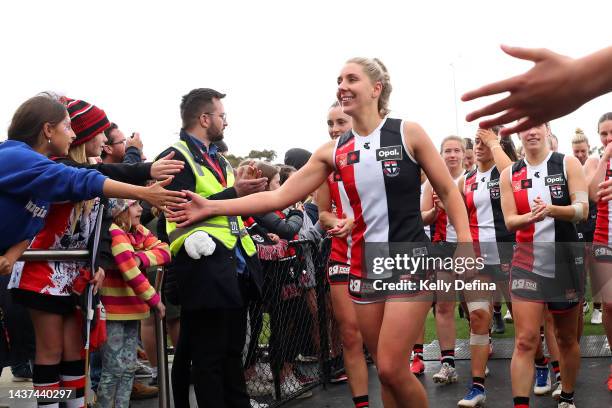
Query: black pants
xmin=179 ymin=307 xmax=250 ymax=408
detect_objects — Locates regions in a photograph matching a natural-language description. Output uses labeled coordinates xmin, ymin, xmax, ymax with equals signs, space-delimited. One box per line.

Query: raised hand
xmin=463 ymin=45 xmax=586 ymax=136
xmin=150 ymin=151 xmax=185 ymax=180
xmin=476 ymin=128 xmax=500 ymax=148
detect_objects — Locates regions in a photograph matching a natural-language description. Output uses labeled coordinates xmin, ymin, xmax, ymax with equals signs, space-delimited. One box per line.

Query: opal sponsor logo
xmin=376 ymin=145 xmax=403 ymax=162
xmin=545 ymin=174 xmax=565 ymax=186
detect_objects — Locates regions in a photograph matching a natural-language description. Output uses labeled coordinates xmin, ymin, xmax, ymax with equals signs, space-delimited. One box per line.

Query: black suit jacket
xmin=157 ymin=132 xmax=263 ymax=310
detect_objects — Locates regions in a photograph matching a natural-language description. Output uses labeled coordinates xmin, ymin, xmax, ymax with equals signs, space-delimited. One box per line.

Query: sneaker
xmin=296 ymin=354 xmax=318 ymax=363
xmin=250 ymin=399 xmax=269 ymax=408
xmin=492 ymin=312 xmax=506 ymax=334
xmin=130 ymin=381 xmax=158 ymax=400
xmin=552 ymin=381 xmax=562 ymax=400
xmin=330 ymin=370 xmax=348 ymax=384
xmin=534 ymin=366 xmax=551 ymax=395
xmin=457 ymin=386 xmax=486 ymax=407
xmin=411 ymin=356 xmax=425 ymax=376
xmin=583 ymin=301 xmax=590 ymax=316
xmin=246 ymin=379 xmax=273 ymax=397
xmin=11 ymin=364 xmax=32 ymax=382
xmin=557 ymin=402 xmax=576 ymax=408
xmin=433 ymin=362 xmax=458 ymax=384
xmin=591 ymin=308 xmax=603 ymax=324
xmin=135 ymin=361 xmax=153 ymax=378
xmin=504 ymin=310 xmax=513 ymax=323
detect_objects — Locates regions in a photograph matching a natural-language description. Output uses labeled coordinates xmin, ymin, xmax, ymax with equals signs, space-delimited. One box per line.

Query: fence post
xmin=154 ymin=267 xmax=170 ymax=408
xmin=315 ymin=239 xmax=331 ymax=389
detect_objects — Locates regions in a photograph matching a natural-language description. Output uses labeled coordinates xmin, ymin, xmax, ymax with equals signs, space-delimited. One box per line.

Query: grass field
xmin=423 ymin=303 xmax=605 ymax=343
xmin=258 ymin=302 xmax=605 ymax=345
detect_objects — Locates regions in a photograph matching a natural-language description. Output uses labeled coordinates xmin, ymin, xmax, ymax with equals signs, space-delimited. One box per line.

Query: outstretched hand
xmin=150 ymin=151 xmax=185 ymax=180
xmin=165 ymin=190 xmax=212 ymax=227
xmin=463 ymin=45 xmax=586 ymax=136
xmin=141 ymin=177 xmax=187 ymax=210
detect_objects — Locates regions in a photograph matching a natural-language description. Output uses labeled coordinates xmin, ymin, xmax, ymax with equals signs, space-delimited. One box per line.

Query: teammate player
xmin=499 ymin=121 xmax=587 ymax=408
xmin=584 ymin=112 xmax=612 ymax=391
xmin=317 ymin=102 xmax=370 ymax=407
xmin=456 ymin=127 xmax=516 ymax=406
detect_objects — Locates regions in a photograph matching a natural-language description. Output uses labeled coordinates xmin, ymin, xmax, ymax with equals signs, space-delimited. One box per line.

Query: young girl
xmin=96 ymin=199 xmax=168 ymax=408
xmin=8 ymin=97 xmax=182 ymax=408
xmin=168 ymin=57 xmax=472 ymax=408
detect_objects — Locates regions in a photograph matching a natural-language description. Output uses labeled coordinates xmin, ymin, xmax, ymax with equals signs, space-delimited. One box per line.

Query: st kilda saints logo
xmin=550 ymin=184 xmax=564 ymax=199
xmin=487 ymin=180 xmax=500 ymax=199
xmin=382 ymin=160 xmax=400 ymax=177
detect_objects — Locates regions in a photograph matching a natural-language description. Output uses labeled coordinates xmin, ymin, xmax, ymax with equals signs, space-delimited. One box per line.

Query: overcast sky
xmin=1 ymin=1 xmax=611 ymax=161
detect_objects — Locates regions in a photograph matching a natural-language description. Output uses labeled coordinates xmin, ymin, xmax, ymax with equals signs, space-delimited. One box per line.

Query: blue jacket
xmin=0 ymin=140 xmax=107 ymax=253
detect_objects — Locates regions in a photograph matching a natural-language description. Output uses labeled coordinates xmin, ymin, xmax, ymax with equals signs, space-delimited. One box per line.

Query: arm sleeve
xmin=255 ymin=211 xmax=303 ymax=240
xmin=109 ymin=225 xmax=160 ymax=307
xmin=55 ymin=158 xmax=152 ymax=185
xmin=0 ymin=155 xmax=106 ymax=202
xmin=123 ymin=147 xmax=143 ymax=164
xmin=132 ymin=225 xmax=172 ymax=269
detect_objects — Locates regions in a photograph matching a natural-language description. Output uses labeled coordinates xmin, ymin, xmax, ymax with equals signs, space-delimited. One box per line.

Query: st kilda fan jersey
xmin=464 ymin=166 xmax=515 ymax=265
xmin=594 ymin=159 xmax=612 ymax=246
xmin=333 ymin=117 xmax=427 ymax=278
xmin=511 ymin=152 xmax=579 ymax=277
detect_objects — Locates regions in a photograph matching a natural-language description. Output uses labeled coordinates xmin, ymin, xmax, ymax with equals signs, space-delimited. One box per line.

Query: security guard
xmin=158 ymin=88 xmax=267 ymax=407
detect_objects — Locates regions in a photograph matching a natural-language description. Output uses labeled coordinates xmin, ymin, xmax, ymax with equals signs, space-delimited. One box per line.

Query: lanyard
xmin=201 ymin=151 xmax=227 ymax=187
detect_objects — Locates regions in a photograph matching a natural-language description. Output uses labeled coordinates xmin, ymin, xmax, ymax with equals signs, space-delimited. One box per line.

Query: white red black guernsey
xmin=464 ymin=166 xmax=515 ymax=264
xmin=327 ymin=173 xmax=351 ymax=264
xmin=594 ymin=159 xmax=612 ymax=246
xmin=334 ymin=117 xmax=427 ymax=278
xmin=432 ymin=175 xmax=461 ymax=243
xmin=510 ymin=152 xmax=579 ymax=277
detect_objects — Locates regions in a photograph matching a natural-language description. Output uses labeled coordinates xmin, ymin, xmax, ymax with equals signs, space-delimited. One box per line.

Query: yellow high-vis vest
xmin=165 ymin=141 xmax=256 ymax=257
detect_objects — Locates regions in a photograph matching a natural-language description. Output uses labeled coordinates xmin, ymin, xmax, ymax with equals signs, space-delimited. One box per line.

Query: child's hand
xmin=91 ymin=267 xmax=105 ymax=294
xmin=154 ymin=301 xmax=166 ymax=319
xmin=0 ymin=256 xmax=12 ymax=275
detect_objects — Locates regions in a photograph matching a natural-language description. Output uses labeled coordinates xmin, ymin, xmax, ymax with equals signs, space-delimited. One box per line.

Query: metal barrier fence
xmin=245 ymin=238 xmax=338 ymax=407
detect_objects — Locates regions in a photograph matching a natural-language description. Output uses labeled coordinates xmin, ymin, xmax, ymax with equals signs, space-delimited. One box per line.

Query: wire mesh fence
xmin=244 ymin=238 xmax=341 ymax=407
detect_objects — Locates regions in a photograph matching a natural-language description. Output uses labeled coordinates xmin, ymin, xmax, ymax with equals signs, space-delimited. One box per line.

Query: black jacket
xmin=157 ymin=132 xmax=263 ymax=310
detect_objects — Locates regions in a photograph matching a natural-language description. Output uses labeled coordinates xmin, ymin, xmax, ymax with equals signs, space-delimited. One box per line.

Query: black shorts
xmin=348 ymin=269 xmax=433 ymax=303
xmin=480 ymin=263 xmax=510 ymax=282
xmin=509 ymin=266 xmax=583 ymax=313
xmin=11 ymin=289 xmax=76 ymax=316
xmin=327 ymin=261 xmax=350 ymax=285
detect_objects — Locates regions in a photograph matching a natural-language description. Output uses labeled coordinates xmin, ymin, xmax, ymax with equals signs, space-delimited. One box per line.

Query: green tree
xmin=246 ymin=149 xmax=277 ymax=162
